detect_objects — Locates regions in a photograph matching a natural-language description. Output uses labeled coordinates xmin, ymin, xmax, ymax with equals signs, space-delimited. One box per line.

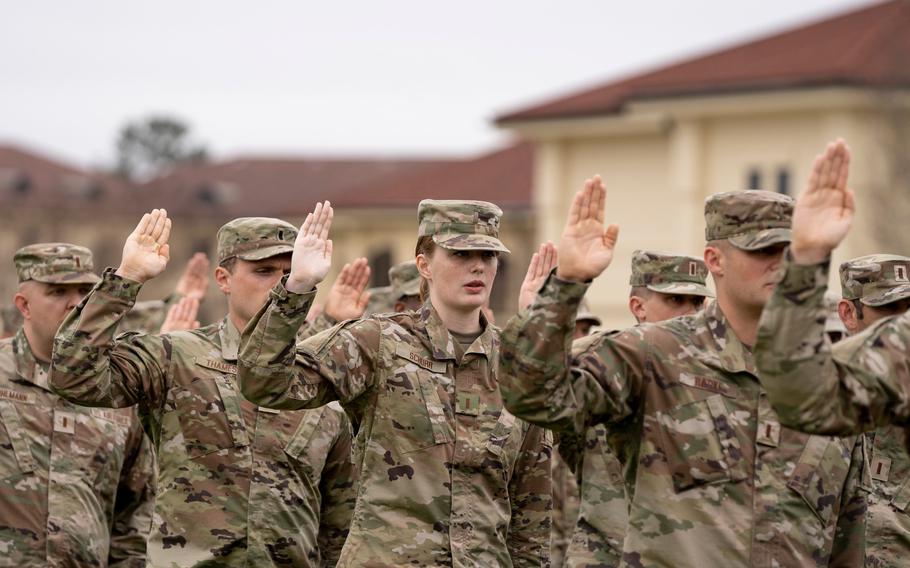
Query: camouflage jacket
xmin=549 ymin=447 xmax=579 ymax=568
xmin=500 ymin=273 xmax=867 ymax=567
xmin=0 ymin=329 xmax=154 ymax=567
xmin=50 ymin=271 xmax=357 ymax=568
xmin=755 ymin=258 xmax=910 ymax=567
xmin=237 ymin=279 xmax=554 ymax=568
xmin=559 ymin=424 xmax=625 ymax=568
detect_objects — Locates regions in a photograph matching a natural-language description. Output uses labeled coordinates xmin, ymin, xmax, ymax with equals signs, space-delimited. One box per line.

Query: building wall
xmin=509 ymin=88 xmax=907 ymax=329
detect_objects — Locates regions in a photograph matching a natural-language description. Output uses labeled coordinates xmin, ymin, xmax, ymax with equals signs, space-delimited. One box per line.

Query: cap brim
xmin=727 ymin=228 xmax=791 ymax=251
xmin=575 ymin=313 xmax=602 ymax=325
xmin=33 ymin=272 xmax=101 ymax=285
xmin=236 ymin=244 xmax=295 ymax=261
xmin=646 ymin=282 xmax=715 ymax=297
xmin=396 ymin=281 xmax=421 ymax=298
xmin=860 ymin=284 xmax=910 ymax=307
xmin=433 ymin=233 xmax=510 ymax=253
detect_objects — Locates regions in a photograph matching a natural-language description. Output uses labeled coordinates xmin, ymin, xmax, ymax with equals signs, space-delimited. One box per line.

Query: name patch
xmin=395 ymin=344 xmax=447 ymax=373
xmin=195 ymin=358 xmax=238 ymax=375
xmin=680 ymin=375 xmax=733 ymax=397
xmin=0 ymin=388 xmax=34 ymax=404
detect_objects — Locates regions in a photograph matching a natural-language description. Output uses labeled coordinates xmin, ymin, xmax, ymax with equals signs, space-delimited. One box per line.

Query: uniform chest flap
xmin=174 ymin=359 xmax=250 ymax=459
xmin=387 ymin=344 xmax=452 ymax=454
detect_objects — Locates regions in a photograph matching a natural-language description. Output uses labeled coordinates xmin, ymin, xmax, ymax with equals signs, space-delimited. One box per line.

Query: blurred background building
xmin=2 ymin=0 xmax=908 ymax=327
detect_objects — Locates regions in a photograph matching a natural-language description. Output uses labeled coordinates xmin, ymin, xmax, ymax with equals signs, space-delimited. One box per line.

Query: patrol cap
xmin=704 ymin=190 xmax=793 ymax=251
xmin=389 ymin=260 xmax=420 ymax=300
xmin=576 ymin=298 xmax=602 ymax=326
xmin=363 ymin=286 xmax=394 ymax=317
xmin=417 ymin=199 xmax=510 ymax=253
xmin=13 ymin=243 xmax=100 ymax=285
xmin=839 ymin=254 xmax=910 ymax=307
xmin=629 ymin=250 xmax=714 ymax=297
xmin=217 ymin=217 xmax=297 ymax=263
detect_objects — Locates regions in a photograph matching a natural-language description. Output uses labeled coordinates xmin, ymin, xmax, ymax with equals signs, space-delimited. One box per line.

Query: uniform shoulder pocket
xmin=0 ymin=399 xmax=37 ymax=475
xmin=787 ymin=435 xmax=852 ymax=525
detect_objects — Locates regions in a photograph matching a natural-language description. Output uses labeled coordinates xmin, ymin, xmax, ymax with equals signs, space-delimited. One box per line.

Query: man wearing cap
xmin=51 ymin=210 xmax=364 ymax=567
xmin=499 ymin=163 xmax=866 ymax=566
xmin=558 ymin=251 xmax=713 ymax=568
xmin=388 ymin=259 xmax=422 ymax=313
xmin=238 ymin=200 xmax=553 ymax=567
xmin=0 ymin=242 xmax=154 ymax=566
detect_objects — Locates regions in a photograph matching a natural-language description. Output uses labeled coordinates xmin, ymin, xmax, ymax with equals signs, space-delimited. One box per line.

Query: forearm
xmin=239 ymin=277 xmax=330 ymax=409
xmin=507 ymin=425 xmax=553 ymax=567
xmin=51 ymin=270 xmax=151 ymax=408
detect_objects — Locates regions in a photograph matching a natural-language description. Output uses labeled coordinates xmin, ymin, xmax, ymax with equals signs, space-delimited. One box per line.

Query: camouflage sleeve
xmin=317 ymin=408 xmax=357 ymax=567
xmin=108 ymin=412 xmax=156 ymax=568
xmin=119 ymin=293 xmax=180 ymax=334
xmin=51 ymin=269 xmax=170 ymax=412
xmin=828 ymin=435 xmax=867 ymax=566
xmin=499 ymin=272 xmax=645 ymax=435
xmin=299 ymin=312 xmax=337 ymax=341
xmin=506 ymin=424 xmax=553 ymax=568
xmin=239 ymin=277 xmax=381 ymax=414
xmin=755 ymin=256 xmax=910 ymax=434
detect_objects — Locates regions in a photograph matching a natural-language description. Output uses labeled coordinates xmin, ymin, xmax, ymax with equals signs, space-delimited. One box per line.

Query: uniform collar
xmin=12 ymin=329 xmax=50 ymax=390
xmin=219 ymin=317 xmax=241 ymax=362
xmin=418 ymin=301 xmax=495 ymax=362
xmin=699 ymin=300 xmax=756 ymax=376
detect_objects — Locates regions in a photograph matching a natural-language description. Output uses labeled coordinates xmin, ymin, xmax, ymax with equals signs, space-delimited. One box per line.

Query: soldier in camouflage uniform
xmin=499 ymin=174 xmax=866 ymax=567
xmin=388 ymin=259 xmax=422 ymax=312
xmin=238 ymin=200 xmax=553 ymax=567
xmin=50 ymin=211 xmax=362 ymax=567
xmin=753 ymin=140 xmax=910 ymax=567
xmin=1 ymin=243 xmax=154 ymax=567
xmin=559 ymin=251 xmax=713 ymax=568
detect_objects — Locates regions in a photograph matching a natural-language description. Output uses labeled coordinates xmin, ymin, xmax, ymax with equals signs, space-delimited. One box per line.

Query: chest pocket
xmin=788 ymin=435 xmax=853 ymax=525
xmin=386 ymin=345 xmax=452 ymax=454
xmin=0 ymin=397 xmax=38 ymax=477
xmin=176 ymin=363 xmax=250 ymax=459
xmin=656 ymin=393 xmax=747 ymax=493
xmin=284 ymin=407 xmax=327 ymax=477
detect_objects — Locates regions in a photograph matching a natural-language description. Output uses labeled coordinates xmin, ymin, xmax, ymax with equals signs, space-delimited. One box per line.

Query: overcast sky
xmin=1 ymin=0 xmax=874 ymax=168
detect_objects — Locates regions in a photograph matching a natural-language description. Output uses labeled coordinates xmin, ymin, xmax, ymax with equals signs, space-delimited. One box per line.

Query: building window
xmin=776 ymin=167 xmax=791 ymax=195
xmin=746 ymin=168 xmax=762 ymax=190
xmin=369 ymin=248 xmax=393 ymax=287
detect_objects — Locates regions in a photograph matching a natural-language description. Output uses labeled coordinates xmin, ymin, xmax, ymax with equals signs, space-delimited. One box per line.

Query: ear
xmin=13 ymin=292 xmax=31 ymax=321
xmin=628 ymin=295 xmax=646 ymax=323
xmin=393 ymin=300 xmax=406 ymax=313
xmin=704 ymin=245 xmax=724 ymax=278
xmin=415 ymin=254 xmax=431 ymax=281
xmin=214 ymin=266 xmax=232 ymax=295
xmin=838 ymin=299 xmax=859 ymax=333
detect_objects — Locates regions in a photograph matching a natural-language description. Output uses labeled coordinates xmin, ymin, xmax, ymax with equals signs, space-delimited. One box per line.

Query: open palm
xmin=556 ymin=176 xmax=620 ymax=282
xmin=117 ymin=209 xmax=172 ymax=283
xmin=791 ymin=140 xmax=855 ymax=264
xmin=287 ymin=201 xmax=334 ymax=294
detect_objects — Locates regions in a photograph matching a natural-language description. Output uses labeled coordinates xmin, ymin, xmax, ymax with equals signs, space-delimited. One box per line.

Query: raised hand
xmin=175 ymin=252 xmax=210 ymax=301
xmin=287 ymin=201 xmax=334 ymax=294
xmin=519 ymin=241 xmax=557 ymax=311
xmin=160 ymin=297 xmax=201 ymax=333
xmin=116 ymin=209 xmax=172 ymax=283
xmin=791 ymin=139 xmax=855 ymax=264
xmin=324 ymin=257 xmax=372 ymax=321
xmin=556 ymin=176 xmax=620 ymax=282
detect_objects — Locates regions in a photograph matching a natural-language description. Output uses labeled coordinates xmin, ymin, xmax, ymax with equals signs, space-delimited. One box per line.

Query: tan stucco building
xmin=497 ymin=0 xmax=910 ymax=328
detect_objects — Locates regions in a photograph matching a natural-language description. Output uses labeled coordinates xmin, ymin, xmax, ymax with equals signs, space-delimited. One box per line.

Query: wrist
xmin=286 ymin=276 xmax=316 ymax=295
xmin=115 ymin=265 xmax=148 ymax=283
xmin=555 ymin=267 xmax=588 ymax=283
xmin=789 ymin=242 xmax=831 ymax=265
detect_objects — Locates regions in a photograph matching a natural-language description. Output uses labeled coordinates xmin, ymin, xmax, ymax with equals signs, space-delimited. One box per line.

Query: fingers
xmin=542 ymin=241 xmax=558 ymax=272
xmin=524 ymin=251 xmax=540 ymax=280
xmin=159 ymin=217 xmax=172 ymax=246
xmin=567 ymin=189 xmax=583 ymax=226
xmin=593 ymin=176 xmax=606 ymax=223
xmin=133 ymin=213 xmax=151 ymax=238
xmin=806 ymin=154 xmax=823 ymax=193
xmin=149 ymin=209 xmax=168 ymax=241
xmin=603 ymin=224 xmax=620 ymax=249
xmin=835 ymin=140 xmax=850 ymax=191
xmin=300 ymin=212 xmax=313 ymax=236
xmin=188 ymin=252 xmax=210 ymax=274
xmin=351 ymin=258 xmax=370 ymax=292
xmin=319 ymin=203 xmax=333 ymax=241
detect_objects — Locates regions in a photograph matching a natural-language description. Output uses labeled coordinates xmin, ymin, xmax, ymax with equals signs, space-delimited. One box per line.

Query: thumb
xmin=603 ymin=224 xmax=620 ymax=249
xmin=159 ymin=244 xmax=171 ymax=261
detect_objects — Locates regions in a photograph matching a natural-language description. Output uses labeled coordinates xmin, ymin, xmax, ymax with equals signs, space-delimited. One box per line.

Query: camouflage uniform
xmin=120 ymin=295 xmax=181 ymax=334
xmin=500 ymin=191 xmax=866 ymax=567
xmin=363 ymin=286 xmax=394 ymax=316
xmin=50 ymin=219 xmax=357 ymax=567
xmin=756 ymin=254 xmax=910 ymax=567
xmin=557 ymin=252 xmax=714 ymax=568
xmin=1 ymin=243 xmax=154 ymax=567
xmin=238 ymin=200 xmax=553 ymax=568
xmin=389 ymin=260 xmax=420 ymax=301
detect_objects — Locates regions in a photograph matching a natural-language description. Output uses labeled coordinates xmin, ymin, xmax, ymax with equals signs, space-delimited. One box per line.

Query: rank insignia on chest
xmin=871 ymin=456 xmax=892 ymax=482
xmin=54 ymin=411 xmax=76 ymax=434
xmin=757 ymin=420 xmax=781 ymax=447
xmin=456 ymin=392 xmax=481 ymax=416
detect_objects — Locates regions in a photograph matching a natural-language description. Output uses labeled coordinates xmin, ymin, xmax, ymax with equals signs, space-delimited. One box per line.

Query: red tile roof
xmin=498 ymin=0 xmax=910 ymax=123
xmin=0 ymin=144 xmax=134 ymax=214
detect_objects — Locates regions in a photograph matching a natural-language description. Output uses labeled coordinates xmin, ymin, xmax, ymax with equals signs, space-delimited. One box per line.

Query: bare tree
xmin=116 ymin=115 xmax=208 ymax=181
